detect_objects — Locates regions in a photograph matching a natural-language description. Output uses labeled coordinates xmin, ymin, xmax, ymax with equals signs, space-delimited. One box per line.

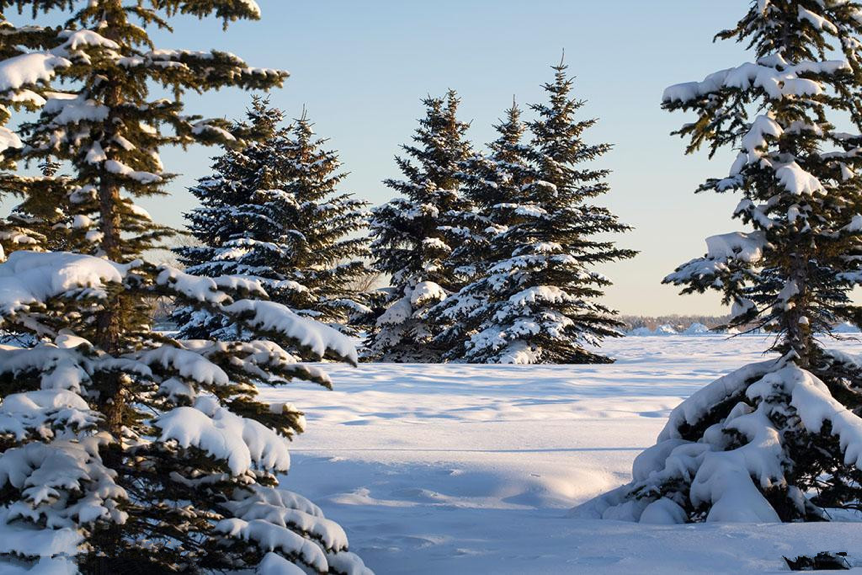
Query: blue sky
xmin=146 ymin=1 xmax=750 ymax=315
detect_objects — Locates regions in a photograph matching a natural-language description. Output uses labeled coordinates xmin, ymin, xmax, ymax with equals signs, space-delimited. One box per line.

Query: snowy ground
xmin=259 ymin=335 xmax=862 ymax=574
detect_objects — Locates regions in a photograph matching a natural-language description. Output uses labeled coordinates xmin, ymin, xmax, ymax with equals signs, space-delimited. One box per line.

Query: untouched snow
xmin=263 ymin=335 xmax=862 ymax=574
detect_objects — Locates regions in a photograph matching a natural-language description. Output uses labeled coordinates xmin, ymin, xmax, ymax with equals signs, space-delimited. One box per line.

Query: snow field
xmin=261 ymin=334 xmax=862 ymax=573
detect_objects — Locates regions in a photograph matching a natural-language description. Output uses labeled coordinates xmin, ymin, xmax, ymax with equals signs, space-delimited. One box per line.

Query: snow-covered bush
xmin=577 ymin=0 xmax=862 ymax=523
xmin=575 ymin=355 xmax=862 ymax=522
xmin=0 ymin=2 xmax=371 ymax=571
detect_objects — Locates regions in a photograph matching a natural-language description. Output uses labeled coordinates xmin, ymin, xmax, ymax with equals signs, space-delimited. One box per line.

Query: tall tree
xmin=436 ymin=65 xmax=636 ymax=364
xmin=176 ymin=99 xmax=370 ymax=339
xmin=0 ymin=2 xmax=371 ymax=572
xmin=446 ymin=100 xmax=530 ymax=288
xmin=577 ymin=1 xmax=862 ymax=524
xmin=430 ymin=101 xmax=535 ymax=360
xmin=366 ymin=90 xmax=473 ymax=362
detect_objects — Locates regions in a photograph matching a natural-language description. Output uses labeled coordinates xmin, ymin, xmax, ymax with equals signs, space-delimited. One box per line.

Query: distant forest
xmin=619 ymin=315 xmax=732 ymax=332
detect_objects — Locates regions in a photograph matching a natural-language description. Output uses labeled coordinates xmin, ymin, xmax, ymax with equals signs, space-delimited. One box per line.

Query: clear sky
xmin=138 ymin=0 xmax=754 ymax=316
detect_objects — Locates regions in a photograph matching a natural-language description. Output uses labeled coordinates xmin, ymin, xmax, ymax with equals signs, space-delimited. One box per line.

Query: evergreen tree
xmin=445 ymin=100 xmax=529 ymax=287
xmin=366 ymin=90 xmax=474 ymax=362
xmin=436 ymin=64 xmax=635 ymax=364
xmin=578 ymin=1 xmax=862 ymax=524
xmin=176 ymin=99 xmax=370 ymax=339
xmin=430 ymin=101 xmax=534 ymax=360
xmin=0 ymin=2 xmax=371 ymax=572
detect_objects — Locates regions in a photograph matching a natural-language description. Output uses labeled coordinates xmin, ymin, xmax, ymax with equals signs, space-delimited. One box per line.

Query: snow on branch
xmin=215 ymin=517 xmax=328 ymax=572
xmin=155 ymin=397 xmax=291 ymax=476
xmin=0 ymin=434 xmax=127 ymax=530
xmin=0 ymin=53 xmax=70 ymax=93
xmin=180 ymin=339 xmax=332 ymax=388
xmin=157 ymin=264 xmax=357 ymax=364
xmin=223 ymin=485 xmax=349 ymax=552
xmin=223 ymin=300 xmax=358 ymax=365
xmin=0 ymin=506 xmax=81 ymax=571
xmin=664 ymin=232 xmax=768 ymax=287
xmin=0 ymin=389 xmax=99 ymax=441
xmin=704 ymin=231 xmax=768 ymax=263
xmin=156 ymin=265 xmax=266 ymax=305
xmin=662 ymin=59 xmax=850 ymax=103
xmin=0 ymin=251 xmax=136 ymax=319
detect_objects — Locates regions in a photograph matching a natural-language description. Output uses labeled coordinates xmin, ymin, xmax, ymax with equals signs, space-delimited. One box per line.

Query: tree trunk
xmin=786 ymin=249 xmax=812 ymax=368
xmin=95 ymin=0 xmax=126 ymax=436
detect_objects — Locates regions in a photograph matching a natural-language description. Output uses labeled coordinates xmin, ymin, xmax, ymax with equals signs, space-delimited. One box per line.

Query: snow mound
xmin=834 ymin=321 xmax=860 ymax=333
xmin=683 ymin=323 xmax=712 ymax=335
xmin=627 ymin=327 xmax=654 ymax=336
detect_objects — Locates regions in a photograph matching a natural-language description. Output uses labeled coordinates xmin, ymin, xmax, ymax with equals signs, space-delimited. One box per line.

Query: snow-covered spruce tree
xmin=366 ymin=89 xmax=473 ymax=362
xmin=446 ymin=101 xmax=532 ymax=293
xmin=0 ymin=2 xmax=371 ymax=572
xmin=575 ymin=1 xmax=862 ymax=524
xmin=435 ymin=65 xmax=635 ymax=364
xmin=429 ymin=101 xmax=535 ymax=360
xmin=176 ymin=99 xmax=370 ymax=339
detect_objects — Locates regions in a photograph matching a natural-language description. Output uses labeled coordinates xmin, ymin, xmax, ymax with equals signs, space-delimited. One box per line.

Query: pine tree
xmin=577 ymin=1 xmax=862 ymax=524
xmin=430 ymin=101 xmax=534 ymax=359
xmin=435 ymin=64 xmax=635 ymax=364
xmin=0 ymin=2 xmax=371 ymax=572
xmin=176 ymin=99 xmax=370 ymax=339
xmin=366 ymin=90 xmax=474 ymax=362
xmin=446 ymin=101 xmax=530 ymax=289
xmin=285 ymin=111 xmax=371 ymax=327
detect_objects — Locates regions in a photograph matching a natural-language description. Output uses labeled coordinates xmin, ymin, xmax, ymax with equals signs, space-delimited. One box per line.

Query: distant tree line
xmin=619 ymin=315 xmax=732 ymax=332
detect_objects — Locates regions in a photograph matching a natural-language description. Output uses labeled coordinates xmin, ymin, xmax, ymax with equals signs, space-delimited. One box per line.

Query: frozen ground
xmin=258 ymin=335 xmax=862 ymax=574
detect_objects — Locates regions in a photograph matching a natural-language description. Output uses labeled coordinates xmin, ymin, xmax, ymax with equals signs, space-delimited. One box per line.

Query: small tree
xmin=435 ymin=63 xmax=635 ymax=364
xmin=0 ymin=2 xmax=371 ymax=572
xmin=366 ymin=90 xmax=473 ymax=362
xmin=577 ymin=1 xmax=862 ymax=524
xmin=177 ymin=99 xmax=370 ymax=339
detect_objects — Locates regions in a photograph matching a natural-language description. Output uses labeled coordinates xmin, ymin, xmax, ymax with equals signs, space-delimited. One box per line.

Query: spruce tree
xmin=577 ymin=1 xmax=862 ymax=524
xmin=176 ymin=99 xmax=370 ymax=339
xmin=366 ymin=90 xmax=473 ymax=362
xmin=0 ymin=2 xmax=371 ymax=572
xmin=443 ymin=101 xmax=529 ymax=290
xmin=436 ymin=65 xmax=635 ymax=364
xmin=430 ymin=101 xmax=535 ymax=360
